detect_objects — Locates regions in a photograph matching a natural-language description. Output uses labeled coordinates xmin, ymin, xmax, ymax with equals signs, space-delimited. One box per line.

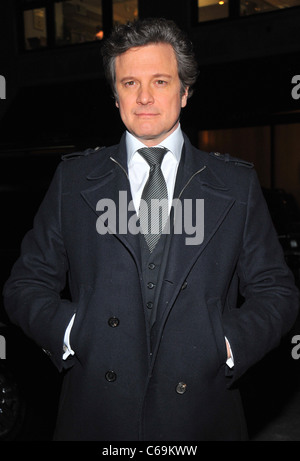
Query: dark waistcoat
xmin=139 ymin=146 xmax=186 ymax=342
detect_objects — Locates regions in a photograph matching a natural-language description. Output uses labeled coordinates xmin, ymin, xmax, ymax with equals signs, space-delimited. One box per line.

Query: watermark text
xmin=95 ymin=192 xmax=204 ymax=246
xmin=291 ymin=335 xmax=300 ymax=360
xmin=0 ymin=335 xmax=6 ymax=359
xmin=0 ymin=75 xmax=6 ymax=99
xmin=291 ymin=75 xmax=300 ymax=100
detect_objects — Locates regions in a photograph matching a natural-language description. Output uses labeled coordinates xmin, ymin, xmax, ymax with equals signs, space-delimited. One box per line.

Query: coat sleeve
xmin=223 ymin=169 xmax=299 ymax=383
xmin=3 ymin=162 xmax=76 ymax=371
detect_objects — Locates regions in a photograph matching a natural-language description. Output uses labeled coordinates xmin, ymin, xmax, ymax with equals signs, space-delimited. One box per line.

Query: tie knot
xmin=138 ymin=147 xmax=168 ymax=167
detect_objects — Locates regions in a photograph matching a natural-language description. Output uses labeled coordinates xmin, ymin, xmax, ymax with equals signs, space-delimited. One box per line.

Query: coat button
xmin=148 ymin=263 xmax=156 ymax=270
xmin=146 ymin=302 xmax=153 ymax=309
xmin=108 ymin=317 xmax=119 ymax=327
xmin=176 ymin=382 xmax=187 ymax=394
xmin=105 ymin=370 xmax=117 ymax=382
xmin=147 ymin=282 xmax=155 ymax=289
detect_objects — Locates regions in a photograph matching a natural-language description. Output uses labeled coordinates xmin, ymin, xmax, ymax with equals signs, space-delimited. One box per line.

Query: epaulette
xmin=209 ymin=151 xmax=254 ymax=168
xmin=61 ymin=146 xmax=105 ymax=161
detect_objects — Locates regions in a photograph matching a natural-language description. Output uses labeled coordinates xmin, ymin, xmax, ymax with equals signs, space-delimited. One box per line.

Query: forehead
xmin=115 ymin=43 xmax=178 ymax=78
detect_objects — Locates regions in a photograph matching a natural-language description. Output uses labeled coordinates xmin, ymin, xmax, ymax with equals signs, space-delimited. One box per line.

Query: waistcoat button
xmin=105 ymin=371 xmax=117 ymax=382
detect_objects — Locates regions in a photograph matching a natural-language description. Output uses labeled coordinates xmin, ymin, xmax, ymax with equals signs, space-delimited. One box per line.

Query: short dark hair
xmin=101 ymin=17 xmax=198 ymax=101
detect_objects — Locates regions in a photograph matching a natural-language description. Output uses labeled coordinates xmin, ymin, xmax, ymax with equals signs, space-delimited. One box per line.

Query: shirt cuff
xmin=225 ymin=336 xmax=234 ymax=368
xmin=63 ymin=313 xmax=75 ymax=360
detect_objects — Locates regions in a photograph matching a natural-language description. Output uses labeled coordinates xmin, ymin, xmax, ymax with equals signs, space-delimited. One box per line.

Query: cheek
xmin=167 ymin=94 xmax=186 ymax=114
xmin=116 ymin=95 xmax=133 ymax=115
xmin=116 ymin=97 xmax=127 ymax=115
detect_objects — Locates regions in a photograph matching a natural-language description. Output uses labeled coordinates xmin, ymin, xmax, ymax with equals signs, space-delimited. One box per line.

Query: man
xmin=3 ymin=18 xmax=299 ymax=441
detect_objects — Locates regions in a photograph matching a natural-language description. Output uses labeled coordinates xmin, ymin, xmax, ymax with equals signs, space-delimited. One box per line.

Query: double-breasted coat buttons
xmin=106 ymin=318 xmax=119 ymax=381
xmin=176 ymin=382 xmax=187 ymax=394
xmin=108 ymin=316 xmax=119 ymax=328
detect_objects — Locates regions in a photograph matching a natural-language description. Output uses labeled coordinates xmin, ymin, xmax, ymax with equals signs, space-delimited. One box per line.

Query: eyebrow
xmin=119 ymin=73 xmax=173 ymax=83
xmin=152 ymin=73 xmax=173 ymax=79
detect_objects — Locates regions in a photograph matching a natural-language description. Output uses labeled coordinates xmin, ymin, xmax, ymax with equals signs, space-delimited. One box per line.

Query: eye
xmin=156 ymin=80 xmax=167 ymax=86
xmin=124 ymin=80 xmax=135 ymax=87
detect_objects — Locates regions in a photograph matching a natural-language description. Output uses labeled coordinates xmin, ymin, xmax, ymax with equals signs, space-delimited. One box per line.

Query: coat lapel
xmin=155 ymin=136 xmax=236 ymax=328
xmin=80 ymin=135 xmax=142 ymax=269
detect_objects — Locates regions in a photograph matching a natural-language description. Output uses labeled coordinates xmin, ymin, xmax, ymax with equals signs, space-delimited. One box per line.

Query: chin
xmin=133 ymin=128 xmax=161 ymax=141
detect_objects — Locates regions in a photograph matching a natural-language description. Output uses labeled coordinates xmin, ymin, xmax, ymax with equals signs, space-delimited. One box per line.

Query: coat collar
xmin=85 ymin=132 xmax=128 ymax=180
xmin=84 ymin=132 xmax=228 ymax=192
xmin=179 ymin=133 xmax=229 ymax=193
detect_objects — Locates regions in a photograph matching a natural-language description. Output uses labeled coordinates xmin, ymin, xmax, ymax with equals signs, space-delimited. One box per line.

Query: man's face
xmin=115 ymin=43 xmax=188 ymax=146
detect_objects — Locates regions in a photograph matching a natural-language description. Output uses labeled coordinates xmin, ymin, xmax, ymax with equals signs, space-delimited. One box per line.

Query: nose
xmin=136 ymin=84 xmax=154 ymax=105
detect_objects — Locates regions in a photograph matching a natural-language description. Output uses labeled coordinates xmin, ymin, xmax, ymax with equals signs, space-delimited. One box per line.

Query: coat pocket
xmin=206 ymin=297 xmax=228 ymax=366
xmin=69 ymin=284 xmax=94 ymax=360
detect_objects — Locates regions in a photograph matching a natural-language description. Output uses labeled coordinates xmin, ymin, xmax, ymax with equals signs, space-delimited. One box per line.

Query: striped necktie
xmin=138 ymin=147 xmax=168 ymax=252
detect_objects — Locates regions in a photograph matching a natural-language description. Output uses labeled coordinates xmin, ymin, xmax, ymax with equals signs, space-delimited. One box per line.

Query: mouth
xmin=135 ymin=112 xmax=159 ymax=117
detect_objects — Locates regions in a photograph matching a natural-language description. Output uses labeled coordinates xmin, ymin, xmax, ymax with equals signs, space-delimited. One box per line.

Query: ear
xmin=181 ymin=87 xmax=189 ymax=108
xmin=115 ymin=99 xmax=119 ymax=108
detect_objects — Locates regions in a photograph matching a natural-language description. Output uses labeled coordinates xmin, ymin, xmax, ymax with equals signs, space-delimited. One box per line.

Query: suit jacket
xmin=3 ymin=133 xmax=299 ymax=441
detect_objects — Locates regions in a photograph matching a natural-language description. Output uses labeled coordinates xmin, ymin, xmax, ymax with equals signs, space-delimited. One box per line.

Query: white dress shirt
xmin=126 ymin=123 xmax=183 ymax=213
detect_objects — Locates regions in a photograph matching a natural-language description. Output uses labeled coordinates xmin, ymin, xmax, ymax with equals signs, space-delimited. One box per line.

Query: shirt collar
xmin=126 ymin=124 xmax=183 ymax=166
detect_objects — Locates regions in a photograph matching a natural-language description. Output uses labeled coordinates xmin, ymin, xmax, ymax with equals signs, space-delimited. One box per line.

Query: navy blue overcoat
xmin=3 ymin=133 xmax=299 ymax=440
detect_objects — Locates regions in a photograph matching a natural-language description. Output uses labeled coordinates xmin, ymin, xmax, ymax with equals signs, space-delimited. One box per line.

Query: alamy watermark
xmin=0 ymin=75 xmax=6 ymax=99
xmin=291 ymin=75 xmax=300 ymax=100
xmin=95 ymin=192 xmax=204 ymax=246
xmin=0 ymin=335 xmax=6 ymax=359
xmin=291 ymin=335 xmax=300 ymax=360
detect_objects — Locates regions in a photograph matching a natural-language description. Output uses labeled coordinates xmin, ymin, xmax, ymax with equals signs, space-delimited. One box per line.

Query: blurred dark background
xmin=0 ymin=0 xmax=300 ymax=441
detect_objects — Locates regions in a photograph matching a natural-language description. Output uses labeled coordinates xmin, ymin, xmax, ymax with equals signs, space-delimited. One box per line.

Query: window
xmin=55 ymin=0 xmax=103 ymax=46
xmin=196 ymin=0 xmax=300 ymax=22
xmin=113 ymin=0 xmax=138 ymax=25
xmin=240 ymin=0 xmax=300 ymax=16
xmin=21 ymin=0 xmax=139 ymax=51
xmin=23 ymin=7 xmax=48 ymax=50
xmin=197 ymin=0 xmax=229 ymax=22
